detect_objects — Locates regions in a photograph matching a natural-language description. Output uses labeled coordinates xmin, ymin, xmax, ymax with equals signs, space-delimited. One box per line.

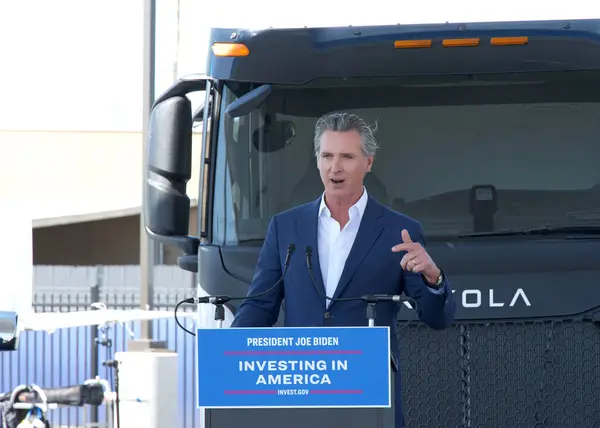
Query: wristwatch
xmin=425 ymin=271 xmax=444 ymax=289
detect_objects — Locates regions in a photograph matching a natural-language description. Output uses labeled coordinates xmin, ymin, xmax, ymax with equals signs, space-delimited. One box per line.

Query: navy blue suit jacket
xmin=231 ymin=195 xmax=456 ymax=426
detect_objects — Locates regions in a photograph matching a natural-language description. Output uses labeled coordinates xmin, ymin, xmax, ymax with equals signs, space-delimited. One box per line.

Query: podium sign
xmin=196 ymin=326 xmax=391 ymax=409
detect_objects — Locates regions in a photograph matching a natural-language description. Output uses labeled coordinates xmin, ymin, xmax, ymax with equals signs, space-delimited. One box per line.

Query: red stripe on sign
xmin=224 ymin=350 xmax=362 ymax=355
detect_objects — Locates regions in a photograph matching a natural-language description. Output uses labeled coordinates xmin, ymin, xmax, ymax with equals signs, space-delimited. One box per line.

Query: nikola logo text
xmin=402 ymin=288 xmax=531 ymax=309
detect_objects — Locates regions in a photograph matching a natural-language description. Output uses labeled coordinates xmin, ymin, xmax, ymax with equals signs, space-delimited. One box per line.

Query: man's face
xmin=316 ymin=130 xmax=373 ymax=200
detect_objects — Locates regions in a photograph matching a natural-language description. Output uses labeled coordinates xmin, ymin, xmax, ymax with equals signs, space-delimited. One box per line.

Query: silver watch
xmin=435 ymin=272 xmax=444 ymax=287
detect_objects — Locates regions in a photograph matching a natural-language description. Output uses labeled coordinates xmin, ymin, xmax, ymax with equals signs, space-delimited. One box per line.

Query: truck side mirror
xmin=0 ymin=311 xmax=19 ymax=351
xmin=145 ymin=95 xmax=193 ymax=237
xmin=144 ymin=75 xmax=209 ymax=269
xmin=144 ymin=77 xmax=274 ymax=272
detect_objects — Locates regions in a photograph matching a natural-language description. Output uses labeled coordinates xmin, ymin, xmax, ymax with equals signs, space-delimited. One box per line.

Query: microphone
xmin=305 ymin=245 xmax=411 ymax=327
xmin=361 ymin=294 xmax=407 ymax=303
xmin=305 ymin=246 xmax=357 ymax=305
xmin=175 ymin=244 xmax=296 ymax=332
xmin=196 ymin=243 xmax=295 ymax=304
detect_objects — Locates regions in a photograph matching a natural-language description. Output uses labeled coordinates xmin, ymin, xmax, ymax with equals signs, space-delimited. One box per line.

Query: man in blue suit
xmin=231 ymin=112 xmax=456 ymax=427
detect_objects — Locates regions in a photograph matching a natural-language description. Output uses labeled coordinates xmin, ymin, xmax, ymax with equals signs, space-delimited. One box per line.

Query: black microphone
xmin=305 ymin=246 xmax=408 ymax=304
xmin=304 ymin=245 xmax=411 ymax=327
xmin=175 ymin=244 xmax=296 ymax=334
xmin=305 ymin=246 xmax=313 ymax=269
xmin=195 ymin=243 xmax=296 ymax=304
xmin=305 ymin=246 xmax=364 ymax=305
xmin=239 ymin=243 xmax=295 ymax=300
xmin=360 ymin=294 xmax=408 ymax=303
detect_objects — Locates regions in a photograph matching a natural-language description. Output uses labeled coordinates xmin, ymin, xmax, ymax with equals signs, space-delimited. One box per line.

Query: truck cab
xmin=144 ymin=18 xmax=600 ymax=426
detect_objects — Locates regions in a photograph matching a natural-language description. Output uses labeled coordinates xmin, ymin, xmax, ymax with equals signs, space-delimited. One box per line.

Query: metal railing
xmin=0 ymin=285 xmax=198 ymax=428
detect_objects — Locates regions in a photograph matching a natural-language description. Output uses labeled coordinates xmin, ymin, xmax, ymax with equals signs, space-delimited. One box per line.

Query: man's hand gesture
xmin=392 ymin=229 xmax=441 ymax=286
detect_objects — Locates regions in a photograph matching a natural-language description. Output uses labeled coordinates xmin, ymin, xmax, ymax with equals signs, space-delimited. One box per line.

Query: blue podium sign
xmin=196 ymin=326 xmax=391 ymax=409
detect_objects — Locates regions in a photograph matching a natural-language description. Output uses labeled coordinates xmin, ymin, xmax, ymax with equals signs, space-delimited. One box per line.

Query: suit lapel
xmin=299 ymin=197 xmax=326 ymax=302
xmin=330 ymin=196 xmax=384 ymax=307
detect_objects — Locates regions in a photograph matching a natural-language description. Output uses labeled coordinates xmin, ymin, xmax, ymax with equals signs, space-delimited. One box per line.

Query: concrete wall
xmin=33 ymin=206 xmax=198 ymax=266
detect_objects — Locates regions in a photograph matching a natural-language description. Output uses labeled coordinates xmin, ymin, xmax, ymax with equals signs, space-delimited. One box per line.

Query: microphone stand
xmin=367 ymin=302 xmax=377 ymax=327
xmin=363 ymin=296 xmax=379 ymax=327
xmin=361 ymin=294 xmax=407 ymax=374
xmin=215 ymin=302 xmax=225 ymax=329
xmin=361 ymin=294 xmax=407 ymax=327
xmin=196 ymin=295 xmax=233 ymax=328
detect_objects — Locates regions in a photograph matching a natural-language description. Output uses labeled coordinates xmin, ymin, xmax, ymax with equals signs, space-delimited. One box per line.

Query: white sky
xmin=0 ymin=0 xmax=598 ymax=132
xmin=0 ymin=0 xmax=210 ymax=131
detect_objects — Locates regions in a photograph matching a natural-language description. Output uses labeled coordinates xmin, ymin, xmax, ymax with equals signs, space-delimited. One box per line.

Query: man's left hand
xmin=392 ymin=229 xmax=441 ymax=285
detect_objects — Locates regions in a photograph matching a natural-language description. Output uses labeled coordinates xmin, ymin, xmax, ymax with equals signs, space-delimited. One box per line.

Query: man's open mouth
xmin=330 ymin=179 xmax=345 ymax=185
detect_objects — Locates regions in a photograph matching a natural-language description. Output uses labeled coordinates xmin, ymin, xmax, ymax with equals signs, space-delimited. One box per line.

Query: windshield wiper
xmin=458 ymin=225 xmax=600 ymax=238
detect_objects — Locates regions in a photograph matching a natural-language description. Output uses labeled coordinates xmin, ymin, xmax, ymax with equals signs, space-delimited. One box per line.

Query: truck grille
xmin=399 ymin=319 xmax=600 ymax=427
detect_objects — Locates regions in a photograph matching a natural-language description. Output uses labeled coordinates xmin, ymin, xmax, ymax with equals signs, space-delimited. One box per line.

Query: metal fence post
xmin=89 ymin=266 xmax=103 ymax=425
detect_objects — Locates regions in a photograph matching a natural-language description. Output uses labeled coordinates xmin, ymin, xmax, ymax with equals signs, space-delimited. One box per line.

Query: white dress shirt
xmin=318 ymin=187 xmax=369 ymax=307
xmin=317 ymin=187 xmax=442 ymax=308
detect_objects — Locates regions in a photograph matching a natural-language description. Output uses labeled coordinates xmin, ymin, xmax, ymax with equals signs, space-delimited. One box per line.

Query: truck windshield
xmin=212 ymin=73 xmax=600 ymax=244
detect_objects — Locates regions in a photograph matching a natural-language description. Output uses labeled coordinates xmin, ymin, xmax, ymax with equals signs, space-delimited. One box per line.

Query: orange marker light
xmin=394 ymin=39 xmax=432 ymax=49
xmin=442 ymin=38 xmax=480 ymax=47
xmin=490 ymin=36 xmax=529 ymax=46
xmin=212 ymin=43 xmax=250 ymax=57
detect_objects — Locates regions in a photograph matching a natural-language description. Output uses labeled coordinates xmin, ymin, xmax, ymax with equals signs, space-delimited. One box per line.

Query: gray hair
xmin=313 ymin=112 xmax=379 ymax=158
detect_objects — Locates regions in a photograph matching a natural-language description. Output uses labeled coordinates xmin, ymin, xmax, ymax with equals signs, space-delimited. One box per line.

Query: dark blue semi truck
xmin=144 ymin=18 xmax=600 ymax=427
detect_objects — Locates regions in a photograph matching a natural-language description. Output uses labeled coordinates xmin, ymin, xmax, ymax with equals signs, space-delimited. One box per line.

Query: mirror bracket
xmin=177 ymin=254 xmax=200 ymax=273
xmin=146 ymin=228 xmax=200 ymax=254
xmin=152 ymin=73 xmax=213 ymax=108
xmin=146 ymin=229 xmax=200 ymax=273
